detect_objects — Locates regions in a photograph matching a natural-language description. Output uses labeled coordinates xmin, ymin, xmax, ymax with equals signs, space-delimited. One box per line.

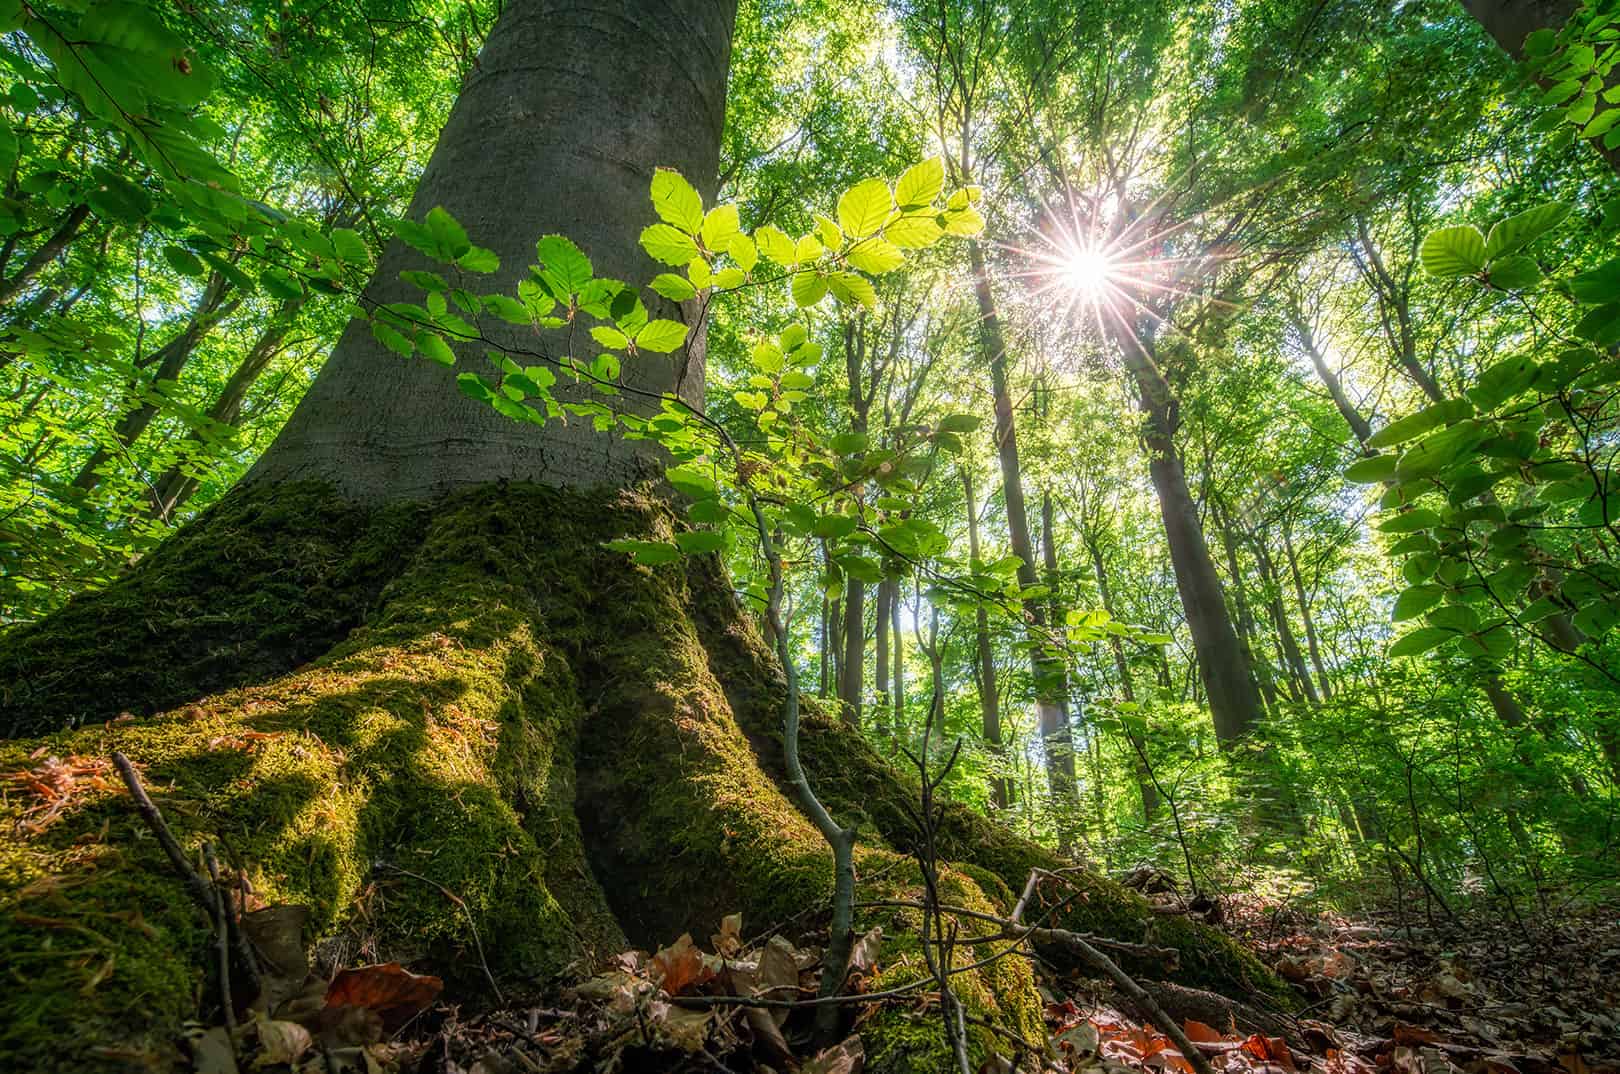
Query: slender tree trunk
xmin=1282 ymin=524 xmax=1333 ymax=699
xmin=0 ymin=202 xmax=90 ymax=306
xmin=891 ymin=582 xmax=905 ymax=730
xmin=967 ymin=240 xmax=1078 ymax=838
xmin=1211 ymin=494 xmax=1277 ymax=712
xmin=72 ymin=272 xmax=242 ymax=493
xmin=1253 ymin=535 xmax=1320 ymax=706
xmin=963 ymin=468 xmax=1009 ymax=809
xmin=1084 ymin=531 xmax=1157 ymax=820
xmin=147 ymin=299 xmax=304 ymax=521
xmin=838 ymin=576 xmax=865 ymax=726
xmin=1115 ymin=326 xmax=1264 ymax=741
xmin=875 ymin=577 xmax=892 ymax=734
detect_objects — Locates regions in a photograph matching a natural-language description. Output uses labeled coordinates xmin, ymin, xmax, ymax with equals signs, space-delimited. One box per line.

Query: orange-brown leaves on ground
xmin=324 ymin=962 xmax=443 ymax=1031
xmin=5 ymin=752 xmax=114 ymax=833
xmin=650 ymin=932 xmax=720 ymax=996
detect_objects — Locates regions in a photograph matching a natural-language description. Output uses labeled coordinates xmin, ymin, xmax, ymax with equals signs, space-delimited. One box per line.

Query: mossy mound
xmin=0 ymin=480 xmax=1059 ymax=1073
xmin=1 ymin=484 xmax=425 ymax=738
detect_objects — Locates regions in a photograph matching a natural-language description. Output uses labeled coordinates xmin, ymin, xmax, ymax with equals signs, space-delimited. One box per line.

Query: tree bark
xmin=963 ymin=468 xmax=1009 ymax=809
xmin=1115 ymin=327 xmax=1265 ymax=741
xmin=966 ymin=239 xmax=1077 ymax=827
xmin=1083 ymin=530 xmax=1158 ymax=820
xmin=838 ymin=575 xmax=865 ymax=725
xmin=246 ymin=0 xmax=735 ymax=500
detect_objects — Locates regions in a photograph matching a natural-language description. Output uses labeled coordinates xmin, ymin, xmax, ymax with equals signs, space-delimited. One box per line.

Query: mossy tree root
xmin=0 ymin=482 xmax=1047 ymax=1073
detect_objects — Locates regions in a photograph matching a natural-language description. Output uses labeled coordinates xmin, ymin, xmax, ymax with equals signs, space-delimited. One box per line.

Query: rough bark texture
xmin=245 ymin=0 xmax=734 ymax=500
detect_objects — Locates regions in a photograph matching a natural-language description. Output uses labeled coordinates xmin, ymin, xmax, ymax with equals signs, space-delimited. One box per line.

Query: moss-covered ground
xmin=1 ymin=479 xmax=1285 ymax=1073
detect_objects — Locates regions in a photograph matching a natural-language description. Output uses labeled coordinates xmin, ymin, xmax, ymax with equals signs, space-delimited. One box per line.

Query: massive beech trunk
xmin=0 ymin=4 xmax=1289 ymax=1070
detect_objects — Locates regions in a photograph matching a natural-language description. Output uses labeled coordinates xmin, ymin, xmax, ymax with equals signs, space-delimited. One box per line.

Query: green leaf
xmin=826 ymin=271 xmax=876 ymax=309
xmin=1345 ymin=454 xmax=1396 ymax=483
xmin=942 ymin=207 xmax=985 ymax=236
xmin=728 ymin=233 xmax=758 ymax=274
xmin=162 ymin=244 xmax=205 ymax=277
xmin=372 ymin=321 xmax=413 ymax=358
xmin=1378 ymin=509 xmax=1442 ymax=534
xmin=1467 ymin=356 xmax=1538 ymax=411
xmin=1394 ymin=420 xmax=1489 ymax=479
xmin=425 ymin=206 xmax=471 ymax=258
xmin=590 ymin=325 xmax=629 ymax=350
xmin=606 ymin=537 xmax=682 ymax=565
xmin=846 ymin=238 xmax=904 ymax=274
xmin=886 ymin=214 xmax=943 ymax=250
xmin=837 ymin=178 xmax=893 ymax=238
xmin=331 ymin=227 xmax=370 ymax=265
xmin=635 ymin=319 xmax=688 ymax=353
xmin=456 ymin=371 xmax=495 ymax=401
xmin=1366 ymin=399 xmax=1473 ymax=449
xmin=754 ymin=225 xmax=796 ymax=265
xmin=537 ymin=235 xmax=592 ymax=292
xmin=1485 ymin=255 xmax=1540 ymax=290
xmin=650 ymin=273 xmax=697 ymax=301
xmin=938 ymin=414 xmax=982 ymax=433
xmin=791 ymin=271 xmax=827 ymax=308
xmin=675 ymin=530 xmax=726 ymax=554
xmin=814 ymin=514 xmax=858 ymax=539
xmin=458 ymin=245 xmax=500 ymax=273
xmin=1388 ymin=627 xmax=1452 ymax=658
xmin=831 ymin=432 xmax=869 ymax=454
xmin=1419 ymin=225 xmax=1486 ymax=277
xmin=260 ymin=268 xmax=304 ymax=301
xmin=483 ymin=295 xmax=530 ymax=324
xmin=416 ymin=331 xmax=456 ymax=366
xmin=1393 ymin=584 xmax=1444 ymax=622
xmin=640 ymin=223 xmax=698 ymax=267
xmin=1570 ymin=257 xmax=1620 ymax=304
xmin=895 ymin=157 xmax=944 ymax=209
xmin=1482 ymin=202 xmax=1569 ymax=259
xmin=700 ymin=203 xmax=740 ymax=250
xmin=401 ymin=269 xmax=447 ymax=292
xmin=650 ymin=169 xmax=703 ymax=234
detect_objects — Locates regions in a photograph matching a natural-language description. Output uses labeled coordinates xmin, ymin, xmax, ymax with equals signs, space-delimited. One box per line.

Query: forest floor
xmin=193 ymin=873 xmax=1620 ymax=1074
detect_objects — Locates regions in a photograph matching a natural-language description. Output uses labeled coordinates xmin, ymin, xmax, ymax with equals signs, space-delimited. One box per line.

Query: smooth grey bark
xmin=874 ymin=577 xmax=893 ymax=732
xmin=248 ymin=0 xmax=737 ymax=501
xmin=0 ymin=203 xmax=91 ymax=307
xmin=1282 ymin=524 xmax=1334 ymax=699
xmin=1112 ymin=324 xmax=1265 ymax=742
xmin=838 ymin=576 xmax=865 ymax=726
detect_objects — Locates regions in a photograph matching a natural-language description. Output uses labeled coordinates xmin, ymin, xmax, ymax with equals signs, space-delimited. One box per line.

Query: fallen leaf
xmin=324 ymin=962 xmax=442 ymax=1031
xmin=651 ymin=933 xmax=718 ymax=996
xmin=712 ymin=912 xmax=743 ymax=958
xmin=756 ymin=935 xmax=800 ymax=1027
xmin=1184 ymin=1020 xmax=1225 ymax=1044
xmin=251 ymin=1018 xmax=311 ymax=1069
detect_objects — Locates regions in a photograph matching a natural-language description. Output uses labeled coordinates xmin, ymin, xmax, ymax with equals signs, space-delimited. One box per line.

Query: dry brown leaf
xmin=251 ymin=1018 xmax=312 ymax=1069
xmin=756 ymin=935 xmax=800 ymax=1027
xmin=1185 ymin=1020 xmax=1226 ymax=1044
xmin=324 ymin=962 xmax=442 ymax=1031
xmin=651 ymin=933 xmax=718 ymax=996
xmin=712 ymin=912 xmax=743 ymax=958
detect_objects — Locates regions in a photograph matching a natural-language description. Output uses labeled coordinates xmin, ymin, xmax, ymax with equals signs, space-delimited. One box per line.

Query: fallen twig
xmin=110 ymin=751 xmax=215 ymax=916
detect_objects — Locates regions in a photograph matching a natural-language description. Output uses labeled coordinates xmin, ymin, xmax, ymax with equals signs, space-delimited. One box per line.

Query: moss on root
xmin=2 ymin=479 xmax=1278 ymax=1073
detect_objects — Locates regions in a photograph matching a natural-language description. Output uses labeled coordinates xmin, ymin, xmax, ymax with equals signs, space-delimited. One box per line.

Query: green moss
xmin=0 ymin=483 xmax=427 ymax=738
xmin=1 ymin=477 xmax=1281 ymax=1074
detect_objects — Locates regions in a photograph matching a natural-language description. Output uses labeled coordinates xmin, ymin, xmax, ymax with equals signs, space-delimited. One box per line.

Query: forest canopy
xmin=0 ymin=0 xmax=1618 ymax=1072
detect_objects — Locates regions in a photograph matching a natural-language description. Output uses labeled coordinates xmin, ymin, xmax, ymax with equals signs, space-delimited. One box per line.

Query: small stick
xmin=1007 ymin=869 xmax=1215 ymax=1074
xmin=204 ymin=844 xmax=236 ymax=1031
xmin=111 ymin=752 xmax=215 ymax=918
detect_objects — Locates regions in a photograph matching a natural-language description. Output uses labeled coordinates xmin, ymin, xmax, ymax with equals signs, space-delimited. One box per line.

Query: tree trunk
xmin=838 ymin=576 xmax=864 ymax=725
xmin=1252 ymin=535 xmax=1320 ymax=706
xmin=1115 ymin=330 xmax=1266 ymax=741
xmin=966 ymin=240 xmax=1077 ymax=826
xmin=147 ymin=299 xmax=304 ymax=521
xmin=1282 ymin=524 xmax=1333 ymax=700
xmin=0 ymin=4 xmax=1289 ymax=1069
xmin=72 ymin=271 xmax=242 ymax=493
xmin=963 ymin=468 xmax=1010 ymax=809
xmin=874 ymin=576 xmax=892 ymax=734
xmin=1084 ymin=530 xmax=1158 ymax=820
